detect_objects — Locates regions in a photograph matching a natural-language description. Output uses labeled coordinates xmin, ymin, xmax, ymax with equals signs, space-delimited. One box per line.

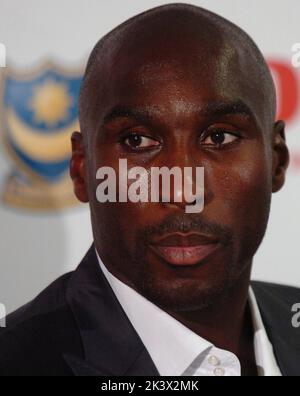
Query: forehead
xmin=89 ymin=31 xmax=269 ymax=131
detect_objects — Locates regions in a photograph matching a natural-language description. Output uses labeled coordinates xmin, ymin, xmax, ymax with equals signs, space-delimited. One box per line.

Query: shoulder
xmin=251 ymin=281 xmax=300 ymax=375
xmin=251 ymin=280 xmax=300 ymax=338
xmin=251 ymin=280 xmax=300 ymax=307
xmin=0 ymin=272 xmax=82 ymax=376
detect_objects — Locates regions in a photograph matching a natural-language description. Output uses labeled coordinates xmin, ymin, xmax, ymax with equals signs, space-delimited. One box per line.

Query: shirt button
xmin=208 ymin=355 xmax=220 ymax=366
xmin=214 ymin=367 xmax=225 ymax=376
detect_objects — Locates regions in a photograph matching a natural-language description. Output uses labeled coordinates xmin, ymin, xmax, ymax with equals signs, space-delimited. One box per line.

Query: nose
xmin=153 ymin=146 xmax=205 ymax=213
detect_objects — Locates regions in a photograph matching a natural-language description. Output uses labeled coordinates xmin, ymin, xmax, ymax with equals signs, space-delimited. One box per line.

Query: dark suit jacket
xmin=0 ymin=245 xmax=300 ymax=376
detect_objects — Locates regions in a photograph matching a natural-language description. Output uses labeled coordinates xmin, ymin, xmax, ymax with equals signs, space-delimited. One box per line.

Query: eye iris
xmin=128 ymin=134 xmax=142 ymax=147
xmin=210 ymin=131 xmax=225 ymax=144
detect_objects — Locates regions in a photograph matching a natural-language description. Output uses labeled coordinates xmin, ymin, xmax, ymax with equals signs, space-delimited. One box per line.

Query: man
xmin=0 ymin=3 xmax=298 ymax=376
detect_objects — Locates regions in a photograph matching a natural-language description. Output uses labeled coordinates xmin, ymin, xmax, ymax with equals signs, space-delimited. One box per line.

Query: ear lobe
xmin=272 ymin=121 xmax=290 ymax=193
xmin=70 ymin=131 xmax=89 ymax=203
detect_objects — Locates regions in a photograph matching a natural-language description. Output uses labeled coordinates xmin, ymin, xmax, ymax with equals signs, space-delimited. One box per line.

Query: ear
xmin=272 ymin=120 xmax=290 ymax=193
xmin=70 ymin=131 xmax=89 ymax=203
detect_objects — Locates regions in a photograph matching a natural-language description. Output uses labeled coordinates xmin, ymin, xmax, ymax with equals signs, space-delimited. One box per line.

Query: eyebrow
xmin=102 ymin=106 xmax=155 ymax=126
xmin=101 ymin=100 xmax=257 ymax=127
xmin=200 ymin=100 xmax=255 ymax=119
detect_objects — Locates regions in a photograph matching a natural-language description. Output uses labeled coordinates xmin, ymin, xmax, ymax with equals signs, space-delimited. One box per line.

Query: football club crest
xmin=0 ymin=62 xmax=82 ymax=210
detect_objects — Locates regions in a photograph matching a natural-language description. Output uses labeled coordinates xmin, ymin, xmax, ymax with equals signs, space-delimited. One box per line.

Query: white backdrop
xmin=0 ymin=0 xmax=299 ymax=314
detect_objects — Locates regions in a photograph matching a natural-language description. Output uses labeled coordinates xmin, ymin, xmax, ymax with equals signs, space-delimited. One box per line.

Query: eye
xmin=201 ymin=130 xmax=240 ymax=146
xmin=122 ymin=133 xmax=160 ymax=150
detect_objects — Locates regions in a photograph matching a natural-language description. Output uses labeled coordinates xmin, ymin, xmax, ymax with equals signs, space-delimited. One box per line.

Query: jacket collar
xmin=64 ymin=245 xmax=159 ymax=376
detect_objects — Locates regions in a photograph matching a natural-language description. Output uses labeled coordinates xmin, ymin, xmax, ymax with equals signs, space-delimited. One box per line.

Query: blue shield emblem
xmin=0 ymin=63 xmax=83 ymax=210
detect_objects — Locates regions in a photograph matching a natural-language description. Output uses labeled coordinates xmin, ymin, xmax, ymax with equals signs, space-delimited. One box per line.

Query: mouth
xmin=149 ymin=232 xmax=220 ymax=266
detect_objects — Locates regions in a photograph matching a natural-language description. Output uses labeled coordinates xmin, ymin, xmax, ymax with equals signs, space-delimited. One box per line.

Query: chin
xmin=137 ymin=272 xmax=233 ymax=312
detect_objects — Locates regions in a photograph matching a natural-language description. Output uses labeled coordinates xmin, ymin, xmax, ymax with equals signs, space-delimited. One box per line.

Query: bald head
xmin=79 ymin=3 xmax=276 ymax=139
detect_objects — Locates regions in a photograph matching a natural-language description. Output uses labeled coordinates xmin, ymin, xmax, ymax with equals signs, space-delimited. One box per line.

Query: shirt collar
xmin=248 ymin=287 xmax=282 ymax=376
xmin=96 ymin=249 xmax=281 ymax=376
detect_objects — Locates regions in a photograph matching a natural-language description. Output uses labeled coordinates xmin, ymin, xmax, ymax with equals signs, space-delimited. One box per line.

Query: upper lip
xmin=150 ymin=232 xmax=219 ymax=247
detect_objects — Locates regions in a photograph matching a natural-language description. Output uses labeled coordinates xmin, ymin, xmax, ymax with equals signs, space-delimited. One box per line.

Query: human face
xmin=71 ymin=38 xmax=288 ymax=312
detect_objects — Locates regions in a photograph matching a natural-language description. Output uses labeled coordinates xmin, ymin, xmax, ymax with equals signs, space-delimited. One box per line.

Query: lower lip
xmin=150 ymin=244 xmax=219 ymax=266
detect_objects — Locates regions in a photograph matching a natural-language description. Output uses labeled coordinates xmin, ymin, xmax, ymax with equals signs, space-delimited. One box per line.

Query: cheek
xmin=210 ymin=144 xmax=272 ymax=208
xmin=88 ymin=147 xmax=152 ymax=246
xmin=209 ymin=150 xmax=272 ymax=252
xmin=225 ymin=161 xmax=269 ymax=200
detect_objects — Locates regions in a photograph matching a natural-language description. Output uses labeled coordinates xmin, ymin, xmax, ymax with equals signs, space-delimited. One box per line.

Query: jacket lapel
xmin=64 ymin=245 xmax=159 ymax=376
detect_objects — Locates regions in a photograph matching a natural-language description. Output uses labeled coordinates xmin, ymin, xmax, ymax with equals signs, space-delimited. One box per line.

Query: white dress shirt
xmin=96 ymin=250 xmax=282 ymax=376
